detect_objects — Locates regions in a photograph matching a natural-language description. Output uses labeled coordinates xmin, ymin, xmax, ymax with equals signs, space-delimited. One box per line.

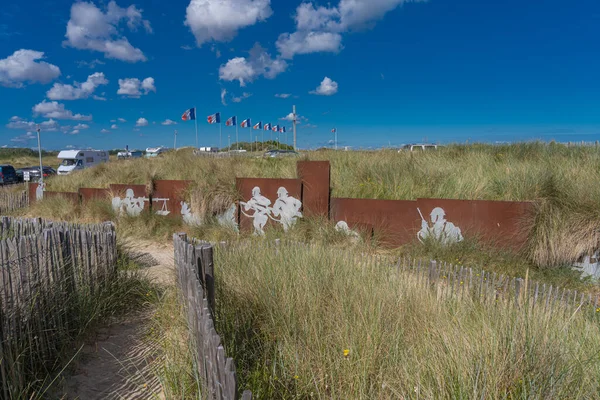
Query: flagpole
xmin=219 ymin=120 xmax=222 ymax=150
xmin=235 ymin=118 xmax=239 ymax=150
xmin=194 ymin=107 xmax=198 ymax=149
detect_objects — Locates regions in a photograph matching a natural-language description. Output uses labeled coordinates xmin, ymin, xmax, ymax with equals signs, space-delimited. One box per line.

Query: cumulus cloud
xmin=118 ymin=117 xmax=126 ymax=122
xmin=280 ymin=112 xmax=307 ymax=122
xmin=117 ymin=77 xmax=156 ymax=97
xmin=6 ymin=117 xmax=61 ymax=132
xmin=232 ymin=92 xmax=251 ymax=103
xmin=219 ymin=43 xmax=287 ymax=86
xmin=162 ymin=119 xmax=177 ymax=125
xmin=310 ymin=77 xmax=338 ymax=96
xmin=101 ymin=128 xmax=111 ymax=133
xmin=73 ymin=123 xmax=89 ymax=130
xmin=276 ymin=31 xmax=342 ymax=59
xmin=185 ymin=0 xmax=272 ymax=46
xmin=77 ymin=59 xmax=106 ymax=69
xmin=111 ymin=124 xmax=118 ymax=129
xmin=0 ymin=49 xmax=61 ymax=87
xmin=70 ymin=129 xmax=80 ymax=135
xmin=135 ymin=117 xmax=149 ymax=127
xmin=10 ymin=131 xmax=37 ymax=143
xmin=32 ymin=101 xmax=92 ymax=120
xmin=221 ymin=88 xmax=227 ymax=106
xmin=64 ymin=0 xmax=151 ymax=62
xmin=46 ymin=72 xmax=108 ymax=100
xmin=277 ymin=0 xmax=422 ymax=59
xmin=275 ymin=93 xmax=291 ymax=99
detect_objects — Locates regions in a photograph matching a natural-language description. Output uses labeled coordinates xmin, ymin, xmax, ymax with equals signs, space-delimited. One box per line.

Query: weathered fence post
xmin=200 ymin=245 xmax=216 ymax=314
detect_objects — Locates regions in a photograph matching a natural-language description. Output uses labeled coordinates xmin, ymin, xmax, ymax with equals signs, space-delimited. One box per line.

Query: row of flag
xmin=182 ymin=108 xmax=287 ymax=133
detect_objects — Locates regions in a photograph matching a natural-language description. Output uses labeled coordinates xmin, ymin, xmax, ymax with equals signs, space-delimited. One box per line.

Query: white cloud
xmin=277 ymin=0 xmax=422 ymax=59
xmin=93 ymin=95 xmax=107 ymax=101
xmin=136 ymin=117 xmax=149 ymax=127
xmin=181 ymin=45 xmax=193 ymax=50
xmin=111 ymin=124 xmax=118 ymax=129
xmin=32 ymin=101 xmax=92 ymax=120
xmin=77 ymin=59 xmax=106 ymax=69
xmin=219 ymin=43 xmax=287 ymax=86
xmin=275 ymin=93 xmax=291 ymax=99
xmin=64 ymin=0 xmax=151 ymax=62
xmin=70 ymin=129 xmax=80 ymax=135
xmin=46 ymin=72 xmax=108 ymax=100
xmin=10 ymin=131 xmax=37 ymax=143
xmin=221 ymin=88 xmax=227 ymax=106
xmin=232 ymin=92 xmax=251 ymax=103
xmin=117 ymin=76 xmax=156 ymax=97
xmin=73 ymin=123 xmax=89 ymax=130
xmin=162 ymin=119 xmax=177 ymax=125
xmin=310 ymin=77 xmax=338 ymax=96
xmin=280 ymin=112 xmax=307 ymax=122
xmin=185 ymin=0 xmax=272 ymax=46
xmin=118 ymin=117 xmax=126 ymax=122
xmin=0 ymin=49 xmax=61 ymax=87
xmin=276 ymin=31 xmax=342 ymax=59
xmin=101 ymin=128 xmax=111 ymax=133
xmin=6 ymin=117 xmax=60 ymax=132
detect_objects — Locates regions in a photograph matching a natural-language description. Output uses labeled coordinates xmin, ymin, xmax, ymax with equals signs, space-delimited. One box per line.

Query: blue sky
xmin=1 ymin=0 xmax=600 ymax=150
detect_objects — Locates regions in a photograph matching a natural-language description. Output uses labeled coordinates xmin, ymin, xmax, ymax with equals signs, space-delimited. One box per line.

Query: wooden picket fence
xmin=0 ymin=218 xmax=117 ymax=398
xmin=174 ymin=234 xmax=252 ymax=400
xmin=0 ymin=190 xmax=28 ymax=215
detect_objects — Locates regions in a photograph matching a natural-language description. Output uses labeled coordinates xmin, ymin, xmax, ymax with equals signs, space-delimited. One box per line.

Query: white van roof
xmin=57 ymin=150 xmax=81 ymax=159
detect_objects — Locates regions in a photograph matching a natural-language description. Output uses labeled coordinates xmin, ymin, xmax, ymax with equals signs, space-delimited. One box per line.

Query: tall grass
xmin=215 ymin=242 xmax=600 ymax=399
xmin=27 ymin=143 xmax=600 ymax=268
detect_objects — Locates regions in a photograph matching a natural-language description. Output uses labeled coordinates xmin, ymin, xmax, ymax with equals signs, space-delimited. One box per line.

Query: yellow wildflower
xmin=343 ymin=349 xmax=350 ymax=357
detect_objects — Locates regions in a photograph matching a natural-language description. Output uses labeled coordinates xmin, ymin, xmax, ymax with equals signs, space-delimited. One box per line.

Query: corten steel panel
xmin=152 ymin=180 xmax=192 ymax=218
xmin=28 ymin=183 xmax=39 ymax=203
xmin=43 ymin=191 xmax=80 ymax=204
xmin=79 ymin=188 xmax=111 ymax=202
xmin=236 ymin=178 xmax=302 ymax=232
xmin=297 ymin=161 xmax=330 ymax=218
xmin=330 ymin=198 xmax=419 ymax=247
xmin=416 ymin=198 xmax=535 ymax=250
xmin=109 ymin=184 xmax=147 ymax=199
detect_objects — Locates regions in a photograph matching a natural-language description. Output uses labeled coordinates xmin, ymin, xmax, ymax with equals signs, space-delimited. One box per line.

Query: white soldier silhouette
xmin=417 ymin=207 xmax=463 ymax=245
xmin=335 ymin=221 xmax=360 ymax=241
xmin=271 ymin=187 xmax=302 ymax=231
xmin=240 ymin=186 xmax=272 ymax=235
xmin=112 ymin=188 xmax=145 ymax=216
xmin=35 ymin=182 xmax=45 ymax=201
xmin=573 ymin=251 xmax=600 ymax=279
xmin=217 ymin=204 xmax=239 ymax=232
xmin=180 ymin=201 xmax=202 ymax=226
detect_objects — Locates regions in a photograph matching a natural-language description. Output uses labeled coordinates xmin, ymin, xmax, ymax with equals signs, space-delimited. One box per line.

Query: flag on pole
xmin=253 ymin=121 xmax=262 ymax=130
xmin=279 ymin=126 xmax=286 ymax=133
xmin=225 ymin=116 xmax=236 ymax=126
xmin=207 ymin=112 xmax=221 ymax=124
xmin=272 ymin=124 xmax=279 ymax=132
xmin=331 ymin=128 xmax=337 ymax=133
xmin=181 ymin=108 xmax=196 ymax=121
xmin=264 ymin=123 xmax=271 ymax=131
xmin=241 ymin=118 xmax=251 ymax=128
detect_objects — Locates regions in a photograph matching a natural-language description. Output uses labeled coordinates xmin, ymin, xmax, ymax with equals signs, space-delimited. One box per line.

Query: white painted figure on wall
xmin=417 ymin=207 xmax=463 ymax=245
xmin=335 ymin=220 xmax=360 ymax=241
xmin=181 ymin=201 xmax=202 ymax=226
xmin=35 ymin=182 xmax=45 ymax=201
xmin=240 ymin=187 xmax=272 ymax=236
xmin=112 ymin=188 xmax=145 ymax=217
xmin=573 ymin=251 xmax=600 ymax=280
xmin=217 ymin=204 xmax=239 ymax=232
xmin=271 ymin=187 xmax=302 ymax=231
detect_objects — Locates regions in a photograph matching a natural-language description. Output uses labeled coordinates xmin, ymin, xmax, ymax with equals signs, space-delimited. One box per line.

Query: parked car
xmin=263 ymin=150 xmax=300 ymax=158
xmin=0 ymin=165 xmax=18 ymax=185
xmin=399 ymin=144 xmax=440 ymax=152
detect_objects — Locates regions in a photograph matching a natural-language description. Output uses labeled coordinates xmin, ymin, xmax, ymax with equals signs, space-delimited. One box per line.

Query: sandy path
xmin=60 ymin=242 xmax=175 ymax=400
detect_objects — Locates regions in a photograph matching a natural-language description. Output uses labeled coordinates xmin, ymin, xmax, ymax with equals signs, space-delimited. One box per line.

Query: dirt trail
xmin=60 ymin=242 xmax=175 ymax=400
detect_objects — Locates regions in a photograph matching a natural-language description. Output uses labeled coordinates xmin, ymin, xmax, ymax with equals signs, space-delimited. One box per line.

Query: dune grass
xmin=214 ymin=241 xmax=600 ymax=399
xmin=21 ymin=142 xmax=600 ymax=273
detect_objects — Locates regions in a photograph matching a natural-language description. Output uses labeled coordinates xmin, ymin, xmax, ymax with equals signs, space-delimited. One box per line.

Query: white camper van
xmin=57 ymin=150 xmax=109 ymax=175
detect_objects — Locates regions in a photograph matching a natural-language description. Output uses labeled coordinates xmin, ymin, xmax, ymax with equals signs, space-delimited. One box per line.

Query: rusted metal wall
xmin=109 ymin=184 xmax=147 ymax=199
xmin=43 ymin=191 xmax=80 ymax=204
xmin=330 ymin=198 xmax=419 ymax=246
xmin=28 ymin=183 xmax=39 ymax=204
xmin=236 ymin=177 xmax=302 ymax=232
xmin=79 ymin=188 xmax=111 ymax=202
xmin=416 ymin=198 xmax=534 ymax=250
xmin=152 ymin=180 xmax=192 ymax=218
xmin=297 ymin=160 xmax=330 ymax=218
